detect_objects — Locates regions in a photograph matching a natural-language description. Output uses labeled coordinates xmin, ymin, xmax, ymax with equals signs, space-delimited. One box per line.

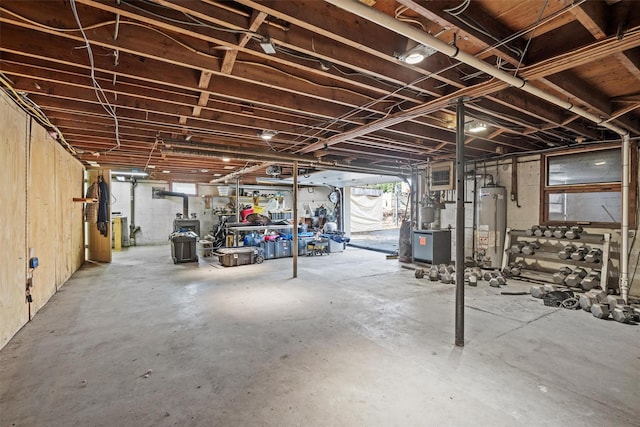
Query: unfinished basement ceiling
xmin=1 ymin=0 xmax=639 ymax=184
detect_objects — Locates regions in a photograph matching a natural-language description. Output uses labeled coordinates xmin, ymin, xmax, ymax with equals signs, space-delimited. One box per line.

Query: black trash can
xmin=170 ymin=234 xmax=198 ymax=263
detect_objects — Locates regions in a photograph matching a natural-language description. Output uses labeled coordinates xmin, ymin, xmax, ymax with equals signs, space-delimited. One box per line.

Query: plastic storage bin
xmin=275 ymin=240 xmax=292 ymax=258
xmin=216 ymin=247 xmax=264 ymax=267
xmin=260 ymin=241 xmax=276 ymax=259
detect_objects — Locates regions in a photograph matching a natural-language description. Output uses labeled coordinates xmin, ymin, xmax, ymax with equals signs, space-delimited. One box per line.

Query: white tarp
xmin=350 ymin=193 xmax=384 ymax=232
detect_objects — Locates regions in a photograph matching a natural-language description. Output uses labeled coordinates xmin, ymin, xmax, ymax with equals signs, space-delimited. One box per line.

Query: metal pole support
xmin=455 ymin=98 xmax=466 ymax=347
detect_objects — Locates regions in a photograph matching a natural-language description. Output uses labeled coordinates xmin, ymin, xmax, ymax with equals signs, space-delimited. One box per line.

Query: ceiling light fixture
xmin=468 ymin=122 xmax=487 ymax=133
xmin=397 ymin=43 xmax=437 ymax=65
xmin=110 ymin=171 xmax=148 ymax=177
xmin=185 ymin=135 xmax=192 ymax=141
xmin=162 ymin=170 xmax=171 ymax=174
xmin=259 ymin=36 xmax=276 ymax=55
xmin=595 ymin=161 xmax=606 ymax=166
xmin=259 ymin=130 xmax=277 ymax=140
xmin=222 ymin=157 xmax=231 ymax=162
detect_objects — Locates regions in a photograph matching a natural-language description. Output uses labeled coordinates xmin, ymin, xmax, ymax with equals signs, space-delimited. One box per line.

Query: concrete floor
xmin=1 ymin=245 xmax=638 ymax=427
xmin=349 ymin=228 xmax=399 ymax=254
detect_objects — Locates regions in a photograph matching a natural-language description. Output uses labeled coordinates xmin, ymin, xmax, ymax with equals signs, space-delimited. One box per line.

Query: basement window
xmin=541 ymin=145 xmax=636 ymax=228
xmin=171 ymin=182 xmax=197 ymax=196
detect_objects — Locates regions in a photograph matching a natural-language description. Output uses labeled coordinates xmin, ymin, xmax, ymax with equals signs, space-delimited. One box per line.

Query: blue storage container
xmin=260 ymin=241 xmax=276 ymax=259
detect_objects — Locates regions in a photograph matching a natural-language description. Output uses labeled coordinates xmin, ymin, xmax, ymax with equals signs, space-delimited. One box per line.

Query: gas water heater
xmin=476 ymin=185 xmax=507 ymax=268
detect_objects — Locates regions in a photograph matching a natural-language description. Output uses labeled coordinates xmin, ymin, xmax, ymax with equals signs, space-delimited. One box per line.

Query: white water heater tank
xmin=476 ymin=185 xmax=507 ymax=268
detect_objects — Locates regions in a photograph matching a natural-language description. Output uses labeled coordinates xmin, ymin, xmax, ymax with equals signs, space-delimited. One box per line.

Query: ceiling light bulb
xmin=404 ymin=52 xmax=425 ymax=64
xmin=468 ymin=122 xmax=487 ymax=133
xmin=259 ymin=130 xmax=277 ymax=140
xmin=222 ymin=157 xmax=230 ymax=162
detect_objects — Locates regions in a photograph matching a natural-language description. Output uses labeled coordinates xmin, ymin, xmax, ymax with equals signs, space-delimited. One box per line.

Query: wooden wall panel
xmin=54 ymin=141 xmax=85 ymax=285
xmin=0 ymin=92 xmax=28 ymax=349
xmin=0 ymin=90 xmax=86 ymax=349
xmin=28 ymin=125 xmax=59 ymax=313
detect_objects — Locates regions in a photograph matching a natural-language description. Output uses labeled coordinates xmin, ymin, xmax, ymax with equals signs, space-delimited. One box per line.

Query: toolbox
xmin=216 ymin=247 xmax=264 ymax=267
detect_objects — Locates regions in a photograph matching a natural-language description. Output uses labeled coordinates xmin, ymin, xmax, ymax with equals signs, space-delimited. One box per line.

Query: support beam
xmin=455 ymin=98 xmax=465 ymax=347
xmin=293 ymin=161 xmax=298 ymax=278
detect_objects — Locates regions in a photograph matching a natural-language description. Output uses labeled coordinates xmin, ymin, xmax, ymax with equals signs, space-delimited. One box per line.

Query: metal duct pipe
xmin=324 ymin=0 xmax=629 ymax=137
xmin=621 ymin=134 xmax=630 ymax=303
xmin=169 ymin=147 xmax=409 ymax=177
xmin=154 ymin=190 xmax=189 ymax=217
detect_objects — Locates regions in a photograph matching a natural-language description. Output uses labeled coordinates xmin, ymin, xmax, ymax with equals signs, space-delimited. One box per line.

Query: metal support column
xmin=235 ymin=178 xmax=240 ymax=223
xmin=455 ymin=98 xmax=466 ymax=347
xmin=293 ymin=161 xmax=298 ymax=278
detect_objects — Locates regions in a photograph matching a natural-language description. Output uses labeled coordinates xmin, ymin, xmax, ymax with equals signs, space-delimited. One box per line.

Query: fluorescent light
xmin=200 ymin=169 xmax=209 ymax=172
xmin=147 ymin=165 xmax=156 ymax=169
xmin=162 ymin=170 xmax=171 ymax=174
xmin=111 ymin=171 xmax=148 ymax=177
xmin=259 ymin=37 xmax=276 ymax=55
xmin=595 ymin=161 xmax=606 ymax=166
xmin=116 ymin=176 xmax=125 ymax=181
xmin=213 ymin=173 xmax=222 ymax=177
xmin=224 ymin=165 xmax=234 ymax=170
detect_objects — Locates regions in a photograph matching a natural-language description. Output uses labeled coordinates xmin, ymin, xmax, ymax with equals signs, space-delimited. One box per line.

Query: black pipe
xmin=455 ymin=98 xmax=465 ymax=348
xmin=155 ymin=190 xmax=189 ymax=217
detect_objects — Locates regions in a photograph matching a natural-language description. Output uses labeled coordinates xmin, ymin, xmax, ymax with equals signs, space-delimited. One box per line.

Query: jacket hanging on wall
xmin=97 ymin=176 xmax=109 ymax=236
xmin=84 ymin=181 xmax=99 ymax=223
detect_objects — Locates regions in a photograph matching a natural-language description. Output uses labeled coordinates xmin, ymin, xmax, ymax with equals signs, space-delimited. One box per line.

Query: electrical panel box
xmin=430 ymin=161 xmax=455 ymax=191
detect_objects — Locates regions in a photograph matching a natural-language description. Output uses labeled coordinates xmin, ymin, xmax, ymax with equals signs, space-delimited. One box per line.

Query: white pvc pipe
xmin=621 ymin=134 xmax=630 ymax=302
xmin=324 ymin=0 xmax=629 ymax=137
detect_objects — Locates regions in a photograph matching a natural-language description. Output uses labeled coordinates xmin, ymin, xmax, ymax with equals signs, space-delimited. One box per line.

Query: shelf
xmin=508 ymin=230 xmax=606 ymax=245
xmin=509 ymin=250 xmax=602 ymax=268
xmin=502 ymin=228 xmax=612 ymax=292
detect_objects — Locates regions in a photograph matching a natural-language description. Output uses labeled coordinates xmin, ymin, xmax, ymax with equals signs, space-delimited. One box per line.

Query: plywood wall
xmin=0 ymin=90 xmax=85 ymax=350
xmin=0 ymin=92 xmax=29 ymax=348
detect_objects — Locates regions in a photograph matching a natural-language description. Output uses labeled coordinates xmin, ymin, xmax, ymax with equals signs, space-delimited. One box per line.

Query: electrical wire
xmin=0 ymin=73 xmax=77 ymax=155
xmin=513 ymin=0 xmax=548 ymax=77
xmin=69 ymin=0 xmax=120 ymax=152
xmin=444 ymin=0 xmax=471 ymax=16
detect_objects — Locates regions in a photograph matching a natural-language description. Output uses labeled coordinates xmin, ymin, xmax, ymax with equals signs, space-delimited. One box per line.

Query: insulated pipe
xmin=455 ymin=98 xmax=465 ymax=347
xmin=621 ymin=134 xmax=630 ymax=303
xmin=154 ymin=190 xmax=188 ymax=217
xmin=324 ymin=0 xmax=629 ymax=137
